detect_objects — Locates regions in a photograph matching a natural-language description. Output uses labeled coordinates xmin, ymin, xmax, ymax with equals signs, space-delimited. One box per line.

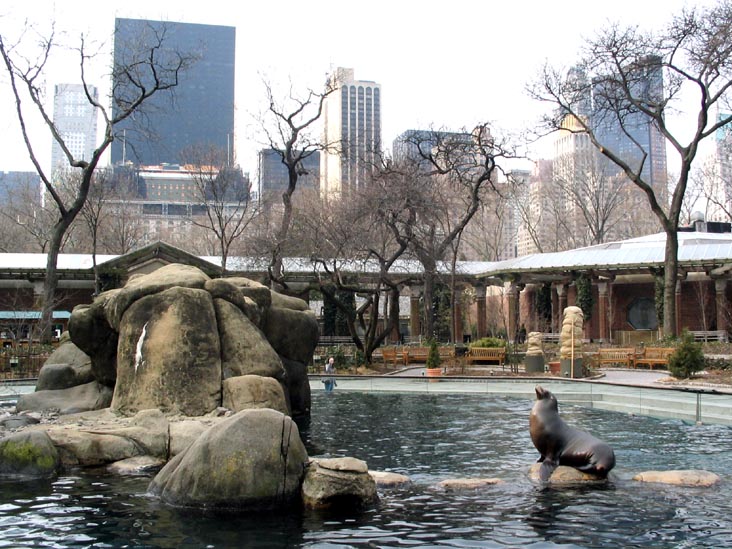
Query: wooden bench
xmin=403 ymin=346 xmax=456 ymax=365
xmin=634 ymin=347 xmax=675 ymax=370
xmin=690 ymin=330 xmax=728 ymax=342
xmin=596 ymin=348 xmax=636 ymax=368
xmin=380 ymin=347 xmax=407 ymax=367
xmin=465 ymin=347 xmax=506 ymax=366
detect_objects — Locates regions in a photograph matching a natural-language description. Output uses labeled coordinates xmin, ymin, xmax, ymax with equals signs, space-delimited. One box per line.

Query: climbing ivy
xmin=536 ymin=283 xmax=552 ymax=330
xmin=575 ymin=274 xmax=593 ymax=323
xmin=654 ymin=274 xmax=665 ymax=328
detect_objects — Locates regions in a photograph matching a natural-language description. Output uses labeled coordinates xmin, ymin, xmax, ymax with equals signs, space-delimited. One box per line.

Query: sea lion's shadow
xmin=525 ymin=479 xmax=618 ymax=538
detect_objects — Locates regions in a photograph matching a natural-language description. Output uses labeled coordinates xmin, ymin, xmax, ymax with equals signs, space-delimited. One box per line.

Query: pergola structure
xmin=0 ymin=225 xmax=731 ymax=344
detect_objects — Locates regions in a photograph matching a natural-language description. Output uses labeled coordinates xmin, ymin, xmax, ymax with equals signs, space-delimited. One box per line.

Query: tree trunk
xmin=663 ymin=229 xmax=679 ymax=337
xmin=422 ymin=268 xmax=435 ymax=339
xmin=40 ymin=223 xmax=68 ymax=343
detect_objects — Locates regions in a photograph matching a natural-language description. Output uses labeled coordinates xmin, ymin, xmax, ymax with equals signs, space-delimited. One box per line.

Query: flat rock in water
xmin=632 ymin=469 xmax=720 ymax=486
xmin=313 ymin=457 xmax=368 ymax=473
xmin=528 ymin=463 xmax=608 ymax=483
xmin=368 ymin=470 xmax=411 ymax=487
xmin=107 ymin=455 xmax=166 ymax=476
xmin=437 ymin=478 xmax=504 ymax=490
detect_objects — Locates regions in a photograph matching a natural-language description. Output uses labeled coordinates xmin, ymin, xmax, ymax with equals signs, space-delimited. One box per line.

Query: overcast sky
xmin=0 ymin=0 xmax=716 ymax=175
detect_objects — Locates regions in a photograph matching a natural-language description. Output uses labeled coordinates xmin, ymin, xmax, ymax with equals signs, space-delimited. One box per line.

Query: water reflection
xmin=0 ymin=391 xmax=731 ymax=547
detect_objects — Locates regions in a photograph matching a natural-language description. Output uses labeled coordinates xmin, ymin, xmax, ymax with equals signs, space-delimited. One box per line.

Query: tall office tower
xmin=321 ymin=68 xmax=381 ymax=196
xmin=111 ymin=18 xmax=236 ymax=166
xmin=392 ymin=129 xmax=471 ymax=167
xmin=516 ymin=160 xmax=559 ymax=256
xmin=705 ymin=111 xmax=732 ymax=222
xmin=592 ymin=56 xmax=668 ymax=197
xmin=258 ymin=148 xmax=320 ymax=201
xmin=51 ymin=84 xmax=99 ymax=172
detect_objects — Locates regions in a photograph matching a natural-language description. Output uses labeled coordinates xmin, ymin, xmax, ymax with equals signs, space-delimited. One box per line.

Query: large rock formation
xmin=1 ymin=262 xmax=339 ymax=512
xmin=26 ymin=263 xmax=318 ymax=419
xmin=148 ymin=409 xmax=308 ymax=510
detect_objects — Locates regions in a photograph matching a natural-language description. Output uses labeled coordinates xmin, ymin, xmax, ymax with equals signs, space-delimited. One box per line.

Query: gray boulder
xmin=112 ymin=286 xmax=222 ymax=416
xmin=0 ymin=414 xmax=40 ymax=430
xmin=204 ymin=278 xmax=263 ymax=326
xmin=270 ymin=291 xmax=310 ymax=312
xmin=263 ymin=307 xmax=319 ymax=365
xmin=36 ymin=361 xmax=94 ymax=392
xmin=149 ymin=408 xmax=308 ymax=510
xmin=218 ymin=277 xmax=272 ymax=311
xmin=169 ymin=419 xmax=214 ymax=457
xmin=104 ymin=263 xmax=211 ymax=330
xmin=44 ymin=409 xmax=169 ymax=467
xmin=0 ymin=430 xmax=60 ymax=480
xmin=301 ymin=457 xmax=378 ymax=510
xmin=16 ymin=381 xmax=113 ymax=415
xmin=280 ymin=357 xmax=311 ymax=419
xmin=222 ymin=375 xmax=289 ymax=415
xmin=36 ymin=339 xmax=95 ymax=391
xmin=69 ymin=295 xmax=119 ymax=387
xmin=213 ymin=298 xmax=285 ymax=380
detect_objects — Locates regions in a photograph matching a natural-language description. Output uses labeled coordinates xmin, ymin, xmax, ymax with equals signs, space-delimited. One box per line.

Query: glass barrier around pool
xmin=310 ymin=374 xmax=732 ymax=426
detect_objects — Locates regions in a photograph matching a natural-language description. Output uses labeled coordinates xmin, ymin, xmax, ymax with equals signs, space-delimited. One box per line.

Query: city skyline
xmin=0 ymin=0 xmax=716 ymax=177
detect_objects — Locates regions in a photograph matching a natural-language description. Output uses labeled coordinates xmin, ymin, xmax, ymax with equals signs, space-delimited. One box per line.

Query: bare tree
xmin=530 ymin=2 xmax=732 ymax=336
xmin=391 ymin=126 xmax=517 ymax=338
xmin=258 ymin=78 xmax=336 ymax=290
xmin=305 ymin=178 xmax=414 ymax=363
xmin=554 ymin=160 xmax=633 ymax=246
xmin=57 ymin=168 xmax=111 ymax=294
xmin=0 ymin=21 xmax=195 ymax=340
xmin=0 ymin=174 xmax=57 ymax=252
xmin=183 ymin=145 xmax=255 ymax=275
xmin=99 ymin=166 xmax=145 ymax=255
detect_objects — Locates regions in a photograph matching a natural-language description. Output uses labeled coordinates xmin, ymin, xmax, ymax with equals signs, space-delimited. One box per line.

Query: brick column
xmin=475 ymin=284 xmax=487 ymax=339
xmin=409 ymin=286 xmax=422 ymax=342
xmin=555 ymin=284 xmax=567 ymax=333
xmin=453 ymin=287 xmax=463 ymax=344
xmin=597 ymin=282 xmax=608 ymax=343
xmin=716 ymin=278 xmax=729 ymax=333
xmin=507 ymin=282 xmax=519 ymax=342
xmin=675 ymin=280 xmax=683 ymax=335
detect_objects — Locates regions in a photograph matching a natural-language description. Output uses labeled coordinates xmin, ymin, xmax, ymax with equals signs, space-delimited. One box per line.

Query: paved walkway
xmin=389 ymin=366 xmax=690 ymax=389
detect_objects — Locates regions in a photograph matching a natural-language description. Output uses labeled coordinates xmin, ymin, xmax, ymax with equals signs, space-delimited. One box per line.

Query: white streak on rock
xmin=135 ymin=322 xmax=148 ymax=374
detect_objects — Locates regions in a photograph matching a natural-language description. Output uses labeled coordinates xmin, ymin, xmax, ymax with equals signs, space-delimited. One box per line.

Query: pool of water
xmin=1 ymin=391 xmax=731 ymax=548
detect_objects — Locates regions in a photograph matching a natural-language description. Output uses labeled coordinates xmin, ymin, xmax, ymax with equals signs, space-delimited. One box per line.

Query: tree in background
xmin=184 ymin=145 xmax=255 ymax=276
xmin=530 ymin=2 xmax=732 ymax=336
xmin=0 ymin=21 xmax=196 ymax=340
xmin=258 ymin=78 xmax=335 ymax=290
xmin=390 ymin=125 xmax=518 ymax=338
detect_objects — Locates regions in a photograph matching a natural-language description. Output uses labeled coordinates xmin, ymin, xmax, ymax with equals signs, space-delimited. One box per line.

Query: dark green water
xmin=1 ymin=391 xmax=731 ymax=548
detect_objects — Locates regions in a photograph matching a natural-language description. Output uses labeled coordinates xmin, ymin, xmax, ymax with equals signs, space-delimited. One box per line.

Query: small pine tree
xmin=426 ymin=338 xmax=441 ymax=369
xmin=668 ymin=330 xmax=705 ymax=379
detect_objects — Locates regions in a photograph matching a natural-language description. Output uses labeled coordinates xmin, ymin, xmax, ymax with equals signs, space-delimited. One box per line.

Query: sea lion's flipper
xmin=536 ymin=455 xmax=545 ymax=463
xmin=539 ymin=459 xmax=558 ymax=481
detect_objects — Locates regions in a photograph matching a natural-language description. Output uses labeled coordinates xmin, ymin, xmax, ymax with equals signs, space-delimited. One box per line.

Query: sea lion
xmin=529 ymin=385 xmax=615 ymax=481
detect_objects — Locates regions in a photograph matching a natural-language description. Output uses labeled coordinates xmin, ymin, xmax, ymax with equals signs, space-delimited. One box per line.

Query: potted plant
xmin=425 ymin=338 xmax=442 ymax=379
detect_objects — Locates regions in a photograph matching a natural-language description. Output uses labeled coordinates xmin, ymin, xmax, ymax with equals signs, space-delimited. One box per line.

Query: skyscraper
xmin=321 ymin=68 xmax=381 ymax=196
xmin=110 ymin=18 xmax=236 ymax=167
xmin=592 ymin=56 xmax=667 ymax=194
xmin=258 ymin=148 xmax=320 ymax=201
xmin=705 ymin=111 xmax=732 ymax=222
xmin=51 ymin=84 xmax=98 ymax=171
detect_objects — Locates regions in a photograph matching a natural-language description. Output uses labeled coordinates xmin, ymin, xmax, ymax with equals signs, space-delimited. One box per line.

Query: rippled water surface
xmin=1 ymin=391 xmax=732 ymax=548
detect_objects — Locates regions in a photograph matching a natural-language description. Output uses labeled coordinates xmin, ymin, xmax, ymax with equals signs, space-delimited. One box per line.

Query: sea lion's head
xmin=534 ymin=386 xmax=558 ymax=411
